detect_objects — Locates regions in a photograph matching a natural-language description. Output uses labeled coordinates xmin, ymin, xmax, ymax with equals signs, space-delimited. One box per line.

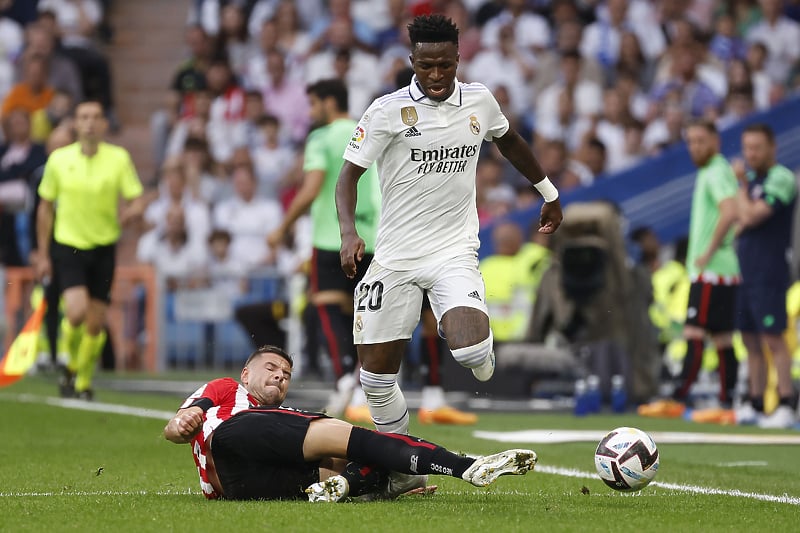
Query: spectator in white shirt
xmin=580 ymin=0 xmax=665 ymax=77
xmin=745 ymin=42 xmax=778 ymax=110
xmin=250 ymin=114 xmax=296 ymax=200
xmin=206 ymin=58 xmax=247 ymax=164
xmin=212 ymin=164 xmax=283 ymax=270
xmin=746 ymin=0 xmax=800 ymax=84
xmin=202 ymin=228 xmax=248 ymax=302
xmin=467 ymin=22 xmax=536 ymax=118
xmin=534 ymin=18 xmax=604 ymax=94
xmin=137 ymin=204 xmax=207 ymax=292
xmin=304 ymin=18 xmax=380 ymax=117
xmin=142 ymin=157 xmax=211 ymax=256
xmin=536 ymin=50 xmax=603 ymax=130
xmin=480 ymin=0 xmax=551 ymax=55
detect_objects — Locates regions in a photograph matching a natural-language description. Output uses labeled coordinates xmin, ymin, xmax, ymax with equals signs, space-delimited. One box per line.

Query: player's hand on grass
xmin=538 ymin=198 xmax=563 ymax=234
xmin=340 ymin=232 xmax=365 ymax=279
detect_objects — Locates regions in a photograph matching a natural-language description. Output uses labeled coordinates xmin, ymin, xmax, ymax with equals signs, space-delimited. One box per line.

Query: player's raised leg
xmin=441 ymin=306 xmax=495 ymax=382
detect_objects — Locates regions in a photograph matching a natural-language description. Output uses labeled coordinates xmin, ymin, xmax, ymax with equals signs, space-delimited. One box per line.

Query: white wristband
xmin=534 ymin=177 xmax=559 ymax=203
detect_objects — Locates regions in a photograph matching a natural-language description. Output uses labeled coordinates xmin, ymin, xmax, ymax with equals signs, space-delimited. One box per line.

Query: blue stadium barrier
xmin=211 ymin=320 xmax=254 ymax=367
xmin=478 ymin=95 xmax=800 ymax=259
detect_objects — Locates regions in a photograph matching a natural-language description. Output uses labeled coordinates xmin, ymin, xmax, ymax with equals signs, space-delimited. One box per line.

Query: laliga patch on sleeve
xmin=349 ymin=125 xmax=366 ymax=151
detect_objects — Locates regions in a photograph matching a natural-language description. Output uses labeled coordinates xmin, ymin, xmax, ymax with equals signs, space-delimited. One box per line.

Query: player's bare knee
xmin=450 ymin=331 xmax=493 ymax=369
xmin=440 ymin=306 xmax=490 ymax=349
xmin=358 ymin=341 xmax=405 ymax=373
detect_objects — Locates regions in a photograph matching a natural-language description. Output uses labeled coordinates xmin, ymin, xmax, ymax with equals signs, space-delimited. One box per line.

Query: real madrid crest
xmin=355 ymin=315 xmax=363 ymax=333
xmin=401 ymin=106 xmax=418 ymax=127
xmin=469 ymin=114 xmax=480 ymax=135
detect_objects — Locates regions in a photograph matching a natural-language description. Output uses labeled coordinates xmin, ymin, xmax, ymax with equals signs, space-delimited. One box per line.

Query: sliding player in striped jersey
xmin=164 ymin=345 xmax=537 ymax=502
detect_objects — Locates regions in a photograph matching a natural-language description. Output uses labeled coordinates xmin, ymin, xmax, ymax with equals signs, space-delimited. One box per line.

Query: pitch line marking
xmin=0 ymin=489 xmax=199 ymax=497
xmin=3 ymin=394 xmax=799 ymax=506
xmin=474 ymin=429 xmax=800 ymax=445
xmin=535 ymin=465 xmax=800 ymax=506
xmin=1 ymin=393 xmax=175 ymax=420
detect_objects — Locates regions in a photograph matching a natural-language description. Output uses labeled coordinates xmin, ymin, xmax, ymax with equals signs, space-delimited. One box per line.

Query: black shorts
xmin=735 ymin=285 xmax=787 ymax=334
xmin=51 ymin=241 xmax=116 ymax=303
xmin=209 ymin=407 xmax=327 ymax=500
xmin=310 ymin=248 xmax=373 ymax=295
xmin=685 ymin=280 xmax=737 ymax=333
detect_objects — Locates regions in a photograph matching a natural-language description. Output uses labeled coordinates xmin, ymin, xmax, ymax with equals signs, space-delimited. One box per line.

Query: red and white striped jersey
xmin=179 ymin=377 xmax=256 ymax=499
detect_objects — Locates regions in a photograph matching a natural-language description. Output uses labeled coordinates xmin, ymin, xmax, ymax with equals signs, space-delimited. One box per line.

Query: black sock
xmin=317 ymin=304 xmax=356 ymax=377
xmin=674 ymin=339 xmax=704 ymax=401
xmin=346 ymin=426 xmax=475 ymax=479
xmin=717 ymin=346 xmax=738 ymax=407
xmin=339 ymin=461 xmax=387 ymax=497
xmin=751 ymin=396 xmax=765 ymax=413
xmin=779 ymin=395 xmax=798 ymax=409
xmin=420 ymin=332 xmax=445 ymax=386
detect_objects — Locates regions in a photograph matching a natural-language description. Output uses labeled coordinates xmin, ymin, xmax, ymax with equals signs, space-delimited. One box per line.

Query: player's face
xmin=741 ymin=131 xmax=774 ymax=173
xmin=74 ymin=102 xmax=107 ymax=142
xmin=241 ymin=352 xmax=292 ymax=406
xmin=410 ymin=41 xmax=459 ymax=101
xmin=685 ymin=125 xmax=718 ymax=168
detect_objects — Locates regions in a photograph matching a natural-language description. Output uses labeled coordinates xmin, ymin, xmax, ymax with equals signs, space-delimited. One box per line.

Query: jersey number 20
xmin=356 ymin=281 xmax=384 ymax=311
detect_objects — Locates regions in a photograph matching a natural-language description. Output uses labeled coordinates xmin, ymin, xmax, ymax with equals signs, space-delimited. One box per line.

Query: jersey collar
xmin=409 ymin=75 xmax=462 ymax=106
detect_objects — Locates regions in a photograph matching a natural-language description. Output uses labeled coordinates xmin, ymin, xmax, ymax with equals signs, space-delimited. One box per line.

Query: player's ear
xmin=240 ymin=366 xmax=249 ymax=386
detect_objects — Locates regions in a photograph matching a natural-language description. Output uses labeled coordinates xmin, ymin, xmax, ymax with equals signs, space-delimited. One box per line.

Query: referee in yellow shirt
xmin=34 ymin=101 xmax=144 ymax=399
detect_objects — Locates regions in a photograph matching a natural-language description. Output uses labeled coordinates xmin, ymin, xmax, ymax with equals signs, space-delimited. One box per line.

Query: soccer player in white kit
xmin=335 ymin=15 xmax=562 ymax=489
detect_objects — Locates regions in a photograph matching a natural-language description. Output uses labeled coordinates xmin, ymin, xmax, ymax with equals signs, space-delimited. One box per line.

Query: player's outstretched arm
xmin=336 ymin=161 xmax=369 ymax=278
xmin=164 ymin=407 xmax=204 ymax=444
xmin=493 ymin=129 xmax=563 ymax=233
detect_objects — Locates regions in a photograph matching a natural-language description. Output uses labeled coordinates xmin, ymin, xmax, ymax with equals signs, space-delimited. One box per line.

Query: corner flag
xmin=0 ymin=300 xmax=48 ymax=386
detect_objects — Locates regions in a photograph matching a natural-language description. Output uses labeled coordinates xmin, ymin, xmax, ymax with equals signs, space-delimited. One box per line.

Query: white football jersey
xmin=344 ymin=77 xmax=509 ymax=270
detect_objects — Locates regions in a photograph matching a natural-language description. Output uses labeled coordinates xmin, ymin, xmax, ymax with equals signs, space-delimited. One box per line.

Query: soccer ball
xmin=594 ymin=427 xmax=659 ymax=491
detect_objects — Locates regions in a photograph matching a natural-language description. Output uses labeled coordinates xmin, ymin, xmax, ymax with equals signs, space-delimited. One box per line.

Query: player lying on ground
xmin=164 ymin=345 xmax=537 ymax=502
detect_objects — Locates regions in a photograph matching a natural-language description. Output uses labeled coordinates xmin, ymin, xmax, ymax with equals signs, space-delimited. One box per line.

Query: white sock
xmin=450 ymin=332 xmax=493 ymax=368
xmin=359 ymin=369 xmax=409 ymax=434
xmin=420 ymin=385 xmax=446 ymax=410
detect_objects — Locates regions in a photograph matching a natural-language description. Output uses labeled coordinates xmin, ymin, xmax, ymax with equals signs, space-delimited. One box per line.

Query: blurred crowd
xmin=139 ymin=0 xmax=800 ymax=303
xmin=1 ymin=0 xmax=800 ymax=379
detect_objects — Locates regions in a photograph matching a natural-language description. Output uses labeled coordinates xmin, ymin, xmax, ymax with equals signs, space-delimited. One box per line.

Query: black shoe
xmin=59 ymin=370 xmax=76 ymax=398
xmin=76 ymin=389 xmax=94 ymax=401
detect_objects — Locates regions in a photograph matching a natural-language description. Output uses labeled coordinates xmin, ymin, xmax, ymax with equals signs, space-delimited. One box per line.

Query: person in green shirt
xmin=34 ymin=101 xmax=144 ymax=400
xmin=639 ymin=119 xmax=740 ymax=419
xmin=267 ymin=79 xmax=380 ymax=418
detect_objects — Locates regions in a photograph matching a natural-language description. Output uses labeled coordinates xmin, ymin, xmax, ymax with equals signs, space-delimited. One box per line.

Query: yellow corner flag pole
xmin=0 ymin=299 xmax=48 ymax=387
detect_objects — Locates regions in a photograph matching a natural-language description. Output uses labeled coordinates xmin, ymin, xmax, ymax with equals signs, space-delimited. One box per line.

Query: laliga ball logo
xmin=594 ymin=427 xmax=659 ymax=491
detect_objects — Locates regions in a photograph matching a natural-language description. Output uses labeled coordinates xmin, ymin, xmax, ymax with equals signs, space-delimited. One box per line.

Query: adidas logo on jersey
xmin=467 ymin=290 xmax=481 ymax=300
xmin=404 ymin=126 xmax=421 ymax=137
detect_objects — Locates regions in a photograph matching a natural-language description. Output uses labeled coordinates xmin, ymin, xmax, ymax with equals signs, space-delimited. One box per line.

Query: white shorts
xmin=353 ymin=254 xmax=488 ymax=344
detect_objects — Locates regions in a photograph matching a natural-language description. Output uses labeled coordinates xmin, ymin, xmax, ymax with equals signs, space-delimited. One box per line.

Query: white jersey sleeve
xmin=344 ymin=99 xmax=392 ymax=169
xmin=482 ymin=90 xmax=510 ymax=141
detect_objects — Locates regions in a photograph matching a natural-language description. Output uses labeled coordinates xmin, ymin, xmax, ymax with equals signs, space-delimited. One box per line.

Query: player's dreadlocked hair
xmin=408 ymin=14 xmax=459 ymax=47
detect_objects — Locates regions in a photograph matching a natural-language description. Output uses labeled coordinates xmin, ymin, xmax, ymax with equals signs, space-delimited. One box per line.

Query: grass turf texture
xmin=1 ymin=375 xmax=798 ymax=532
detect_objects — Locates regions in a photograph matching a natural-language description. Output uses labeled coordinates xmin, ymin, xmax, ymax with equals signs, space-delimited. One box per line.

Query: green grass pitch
xmin=1 ymin=375 xmax=798 ymax=533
